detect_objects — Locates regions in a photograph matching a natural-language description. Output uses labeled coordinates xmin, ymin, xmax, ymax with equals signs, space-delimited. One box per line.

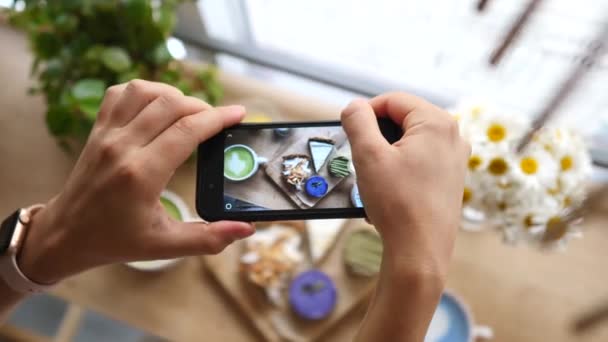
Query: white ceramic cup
xmin=426 ymin=290 xmax=493 ymax=342
xmin=224 ymin=144 xmax=268 ymax=182
xmin=125 ymin=190 xmax=192 ymax=272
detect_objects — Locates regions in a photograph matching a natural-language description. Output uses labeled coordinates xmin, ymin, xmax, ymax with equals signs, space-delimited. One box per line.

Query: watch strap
xmin=0 ymin=204 xmax=54 ymax=294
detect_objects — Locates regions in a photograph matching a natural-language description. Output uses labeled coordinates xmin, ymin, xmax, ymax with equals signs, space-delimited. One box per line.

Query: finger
xmin=126 ymin=94 xmax=211 ymax=146
xmin=108 ymin=80 xmax=183 ymax=127
xmin=161 ymin=221 xmax=255 ymax=256
xmin=369 ymin=92 xmax=445 ymax=132
xmin=145 ymin=105 xmax=245 ymax=177
xmin=341 ymin=98 xmax=389 ymax=157
xmin=96 ymin=83 xmax=127 ymax=125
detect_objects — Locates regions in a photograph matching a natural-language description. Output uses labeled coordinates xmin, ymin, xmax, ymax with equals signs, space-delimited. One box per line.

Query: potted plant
xmin=7 ymin=0 xmax=222 ymax=151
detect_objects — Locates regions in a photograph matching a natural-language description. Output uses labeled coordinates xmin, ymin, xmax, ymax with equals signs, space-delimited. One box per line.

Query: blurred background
xmin=1 ymin=1 xmax=608 ymax=341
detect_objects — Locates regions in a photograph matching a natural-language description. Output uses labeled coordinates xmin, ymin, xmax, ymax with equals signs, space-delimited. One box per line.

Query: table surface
xmin=2 ymin=23 xmax=608 ymax=342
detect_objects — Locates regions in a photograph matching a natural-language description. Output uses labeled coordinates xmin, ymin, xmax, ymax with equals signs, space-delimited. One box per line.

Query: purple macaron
xmin=289 ymin=270 xmax=337 ymax=320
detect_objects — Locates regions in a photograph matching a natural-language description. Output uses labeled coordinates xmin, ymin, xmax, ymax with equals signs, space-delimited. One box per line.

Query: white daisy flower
xmin=513 ymin=146 xmax=559 ymax=191
xmin=457 ymin=102 xmax=592 ymax=250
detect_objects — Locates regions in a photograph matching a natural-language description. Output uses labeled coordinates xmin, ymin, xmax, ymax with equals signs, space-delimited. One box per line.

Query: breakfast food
xmin=306 ymin=219 xmax=346 ymax=264
xmin=305 ymin=176 xmax=329 ymax=198
xmin=343 ymin=229 xmax=383 ymax=277
xmin=289 ymin=270 xmax=337 ymax=320
xmin=308 ymin=137 xmax=335 ymax=172
xmin=328 ymin=156 xmax=351 ymax=178
xmin=240 ymin=224 xmax=304 ymax=305
xmin=282 ymin=154 xmax=312 ymax=191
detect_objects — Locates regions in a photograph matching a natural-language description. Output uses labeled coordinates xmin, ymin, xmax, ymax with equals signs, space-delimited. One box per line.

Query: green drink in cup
xmin=126 ymin=190 xmax=191 ymax=272
xmin=224 ymin=144 xmax=267 ymax=181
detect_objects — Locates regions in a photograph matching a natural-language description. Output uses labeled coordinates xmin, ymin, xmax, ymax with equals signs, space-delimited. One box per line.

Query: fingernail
xmin=342 ymin=98 xmax=367 ymax=117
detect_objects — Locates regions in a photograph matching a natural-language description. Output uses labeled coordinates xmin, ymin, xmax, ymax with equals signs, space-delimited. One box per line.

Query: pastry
xmin=289 ymin=270 xmax=337 ymax=320
xmin=308 ymin=137 xmax=335 ymax=172
xmin=305 ymin=176 xmax=328 ymax=198
xmin=328 ymin=156 xmax=351 ymax=178
xmin=306 ymin=219 xmax=346 ymax=265
xmin=343 ymin=229 xmax=383 ymax=277
xmin=282 ymin=154 xmax=312 ymax=191
xmin=240 ymin=224 xmax=304 ymax=305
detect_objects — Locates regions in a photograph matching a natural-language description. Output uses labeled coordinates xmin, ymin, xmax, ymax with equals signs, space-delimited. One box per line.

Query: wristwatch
xmin=0 ymin=204 xmax=54 ymax=294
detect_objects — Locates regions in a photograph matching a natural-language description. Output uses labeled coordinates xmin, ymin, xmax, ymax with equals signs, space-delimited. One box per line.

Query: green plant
xmin=8 ymin=0 xmax=222 ymax=148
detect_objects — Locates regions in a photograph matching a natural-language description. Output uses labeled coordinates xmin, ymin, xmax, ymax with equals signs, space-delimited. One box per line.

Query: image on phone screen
xmin=222 ymin=125 xmax=363 ymax=213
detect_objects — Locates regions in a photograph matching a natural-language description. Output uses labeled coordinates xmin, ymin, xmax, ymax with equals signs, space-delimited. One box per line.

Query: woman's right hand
xmin=341 ymin=92 xmax=470 ymax=342
xmin=342 ymin=92 xmax=470 ymax=281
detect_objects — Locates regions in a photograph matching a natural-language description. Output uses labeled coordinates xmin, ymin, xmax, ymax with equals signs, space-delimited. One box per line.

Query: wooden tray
xmin=265 ymin=130 xmax=349 ymax=209
xmin=203 ymin=220 xmax=377 ymax=341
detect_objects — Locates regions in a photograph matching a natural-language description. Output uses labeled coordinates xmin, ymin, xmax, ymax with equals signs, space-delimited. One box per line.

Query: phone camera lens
xmin=225 ymin=203 xmax=232 ymax=210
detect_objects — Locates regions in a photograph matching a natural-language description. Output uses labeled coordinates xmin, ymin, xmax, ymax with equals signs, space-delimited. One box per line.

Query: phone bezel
xmin=196 ymin=119 xmax=402 ymax=222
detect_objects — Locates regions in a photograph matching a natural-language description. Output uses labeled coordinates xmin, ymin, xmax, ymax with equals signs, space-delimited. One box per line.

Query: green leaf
xmin=46 ymin=106 xmax=73 ymax=136
xmin=71 ymin=79 xmax=106 ymax=102
xmin=55 ymin=14 xmax=78 ymax=32
xmin=101 ymin=47 xmax=132 ymax=72
xmin=122 ymin=0 xmax=150 ymax=23
xmin=158 ymin=68 xmax=179 ymax=84
xmin=174 ymin=80 xmax=192 ymax=94
xmin=156 ymin=5 xmax=176 ymax=37
xmin=79 ymin=100 xmax=101 ymax=121
xmin=152 ymin=43 xmax=173 ymax=66
xmin=117 ymin=69 xmax=141 ymax=84
xmin=205 ymin=82 xmax=223 ymax=105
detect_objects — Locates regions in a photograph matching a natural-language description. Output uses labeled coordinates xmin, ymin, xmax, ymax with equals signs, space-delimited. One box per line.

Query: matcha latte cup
xmin=126 ymin=190 xmax=192 ymax=272
xmin=224 ymin=144 xmax=268 ymax=181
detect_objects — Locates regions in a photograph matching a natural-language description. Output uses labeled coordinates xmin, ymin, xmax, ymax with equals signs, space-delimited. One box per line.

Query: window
xmin=178 ymin=0 xmax=608 ymax=135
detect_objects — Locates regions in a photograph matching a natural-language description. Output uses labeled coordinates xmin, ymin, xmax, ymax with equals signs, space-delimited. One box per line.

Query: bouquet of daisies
xmin=452 ymin=102 xmax=592 ymax=249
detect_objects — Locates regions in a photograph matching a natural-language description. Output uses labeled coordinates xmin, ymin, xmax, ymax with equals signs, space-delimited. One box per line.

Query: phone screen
xmin=222 ymin=124 xmax=363 ymax=212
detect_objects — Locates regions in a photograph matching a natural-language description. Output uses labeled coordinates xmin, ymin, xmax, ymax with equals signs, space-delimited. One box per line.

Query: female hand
xmin=341 ymin=93 xmax=470 ymax=342
xmin=18 ymin=80 xmax=255 ymax=284
xmin=342 ymin=93 xmax=470 ymax=280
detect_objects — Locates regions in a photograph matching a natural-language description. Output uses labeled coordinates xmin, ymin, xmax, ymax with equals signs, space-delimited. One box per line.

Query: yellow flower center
xmin=561 ymin=156 xmax=573 ymax=171
xmin=468 ymin=155 xmax=482 ymax=171
xmin=471 ymin=106 xmax=483 ymax=118
xmin=563 ymin=196 xmax=572 ymax=208
xmin=520 ymin=157 xmax=538 ymax=175
xmin=498 ymin=202 xmax=507 ymax=211
xmin=545 ymin=216 xmax=567 ymax=240
xmin=486 ymin=123 xmax=506 ymax=142
xmin=463 ymin=187 xmax=472 ymax=203
xmin=488 ymin=157 xmax=509 ymax=176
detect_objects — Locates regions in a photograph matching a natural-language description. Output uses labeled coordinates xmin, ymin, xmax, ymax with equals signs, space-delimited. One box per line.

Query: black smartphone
xmin=196 ymin=118 xmax=402 ymax=222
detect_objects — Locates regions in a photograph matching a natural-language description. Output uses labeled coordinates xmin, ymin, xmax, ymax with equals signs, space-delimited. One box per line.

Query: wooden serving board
xmin=203 ymin=220 xmax=377 ymax=342
xmin=265 ymin=130 xmax=349 ymax=209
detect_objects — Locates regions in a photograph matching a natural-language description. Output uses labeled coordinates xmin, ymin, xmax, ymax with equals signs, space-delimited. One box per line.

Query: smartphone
xmin=196 ymin=119 xmax=402 ymax=222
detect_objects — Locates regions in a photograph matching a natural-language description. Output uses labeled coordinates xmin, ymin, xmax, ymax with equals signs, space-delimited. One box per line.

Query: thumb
xmin=162 ymin=220 xmax=255 ymax=257
xmin=341 ymin=99 xmax=388 ymax=156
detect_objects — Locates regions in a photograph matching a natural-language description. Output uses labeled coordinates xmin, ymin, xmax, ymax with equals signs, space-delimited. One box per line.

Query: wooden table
xmin=2 ymin=23 xmax=608 ymax=342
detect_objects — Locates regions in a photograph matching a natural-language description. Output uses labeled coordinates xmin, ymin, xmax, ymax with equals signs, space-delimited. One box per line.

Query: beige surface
xmin=2 ymin=22 xmax=608 ymax=342
xmin=204 ymin=220 xmax=375 ymax=342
